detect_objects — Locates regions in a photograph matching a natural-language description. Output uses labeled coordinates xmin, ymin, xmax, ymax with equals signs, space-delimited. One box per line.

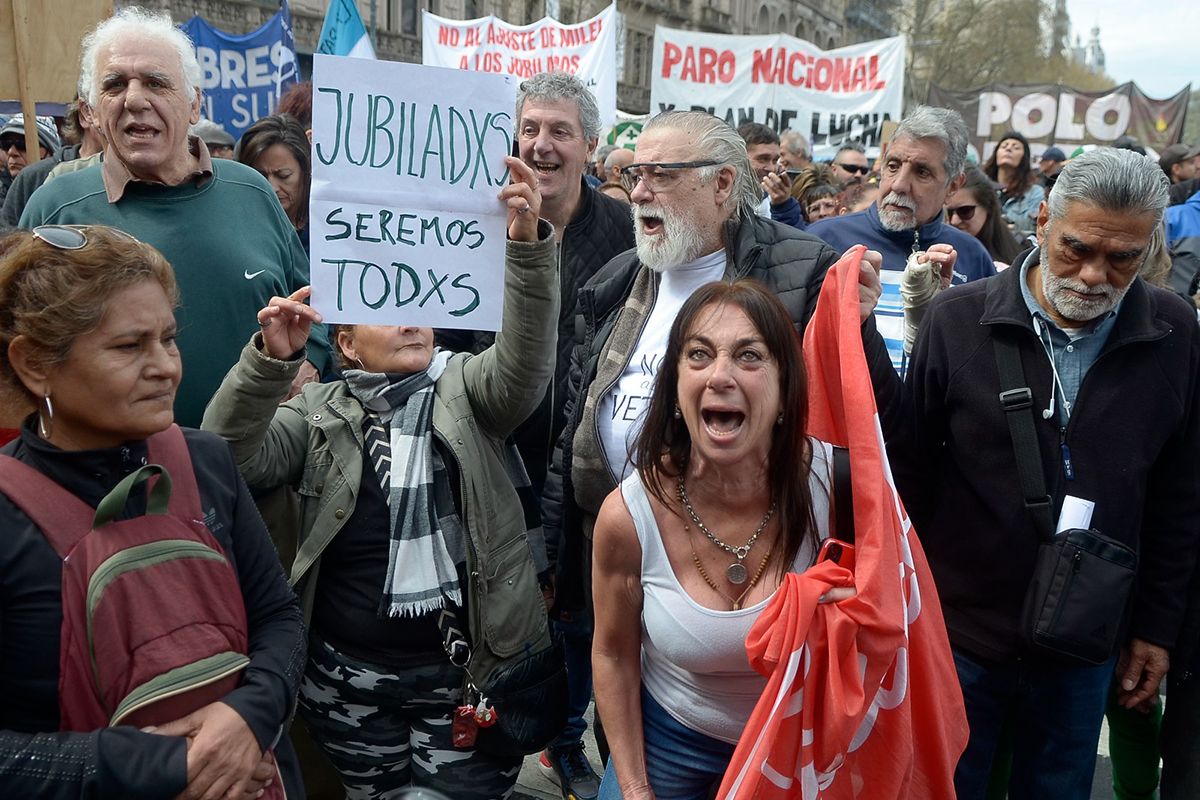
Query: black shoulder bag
xmin=994 ymin=333 xmax=1137 ymax=665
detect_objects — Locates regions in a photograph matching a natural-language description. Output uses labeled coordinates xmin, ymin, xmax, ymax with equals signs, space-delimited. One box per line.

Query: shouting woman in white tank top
xmin=591 ymin=279 xmax=858 ymax=800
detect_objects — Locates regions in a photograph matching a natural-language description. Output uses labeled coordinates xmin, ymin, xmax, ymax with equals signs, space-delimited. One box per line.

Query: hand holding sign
xmin=258 ymin=287 xmax=323 ymax=360
xmin=500 ymin=156 xmax=542 ymax=243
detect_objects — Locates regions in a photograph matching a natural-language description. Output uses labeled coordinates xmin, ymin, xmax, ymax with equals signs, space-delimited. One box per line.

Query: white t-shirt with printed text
xmin=598 ymin=250 xmax=727 ymax=481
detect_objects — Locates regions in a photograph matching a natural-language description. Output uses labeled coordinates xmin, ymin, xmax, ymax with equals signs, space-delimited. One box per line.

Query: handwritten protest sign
xmin=652 ymin=29 xmax=904 ymax=149
xmin=422 ymin=4 xmax=617 ymax=129
xmin=309 ymin=54 xmax=516 ymax=330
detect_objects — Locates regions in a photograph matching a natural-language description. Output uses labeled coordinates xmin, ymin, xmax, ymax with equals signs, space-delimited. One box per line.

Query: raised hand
xmin=499 ymin=156 xmax=542 ymax=243
xmin=256 ymin=286 xmax=322 ymax=360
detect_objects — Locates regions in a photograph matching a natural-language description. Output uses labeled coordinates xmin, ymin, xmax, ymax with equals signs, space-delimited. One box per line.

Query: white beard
xmin=634 ymin=202 xmax=710 ymax=272
xmin=1040 ymin=243 xmax=1129 ymax=322
xmin=877 ymin=191 xmax=918 ymax=231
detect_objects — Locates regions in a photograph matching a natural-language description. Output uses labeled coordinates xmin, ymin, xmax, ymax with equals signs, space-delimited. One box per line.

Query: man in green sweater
xmin=20 ymin=8 xmax=329 ymax=427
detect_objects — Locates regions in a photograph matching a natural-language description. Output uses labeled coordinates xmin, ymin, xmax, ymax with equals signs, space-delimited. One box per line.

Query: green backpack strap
xmin=93 ymin=465 xmax=173 ymax=528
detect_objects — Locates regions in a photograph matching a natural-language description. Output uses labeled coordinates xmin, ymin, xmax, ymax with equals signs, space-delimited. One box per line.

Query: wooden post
xmin=10 ymin=0 xmax=40 ymax=165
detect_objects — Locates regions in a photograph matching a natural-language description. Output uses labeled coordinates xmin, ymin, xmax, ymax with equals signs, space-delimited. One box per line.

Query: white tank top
xmin=626 ymin=440 xmax=833 ymax=744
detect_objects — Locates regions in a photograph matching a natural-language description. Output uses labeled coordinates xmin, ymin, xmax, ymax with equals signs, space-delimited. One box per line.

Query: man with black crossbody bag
xmin=869 ymin=147 xmax=1200 ymax=800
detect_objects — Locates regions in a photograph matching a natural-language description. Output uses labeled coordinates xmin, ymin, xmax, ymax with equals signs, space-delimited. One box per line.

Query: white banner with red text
xmin=651 ymin=29 xmax=905 ymax=149
xmin=422 ymin=5 xmax=617 ymax=129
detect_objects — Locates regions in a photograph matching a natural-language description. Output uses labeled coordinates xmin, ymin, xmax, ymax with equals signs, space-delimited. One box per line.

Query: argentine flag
xmin=317 ymin=0 xmax=376 ymax=59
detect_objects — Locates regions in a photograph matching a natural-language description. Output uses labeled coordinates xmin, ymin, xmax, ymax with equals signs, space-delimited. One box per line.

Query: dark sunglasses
xmin=946 ymin=204 xmax=978 ymax=222
xmin=835 ymin=162 xmax=870 ymax=175
xmin=32 ymin=224 xmax=138 ymax=250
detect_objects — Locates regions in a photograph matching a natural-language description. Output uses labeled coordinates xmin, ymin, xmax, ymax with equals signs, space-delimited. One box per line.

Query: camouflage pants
xmin=298 ymin=636 xmax=522 ymax=800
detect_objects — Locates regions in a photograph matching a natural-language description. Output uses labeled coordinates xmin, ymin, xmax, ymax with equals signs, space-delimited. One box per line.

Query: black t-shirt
xmin=310 ymin=445 xmax=446 ymax=668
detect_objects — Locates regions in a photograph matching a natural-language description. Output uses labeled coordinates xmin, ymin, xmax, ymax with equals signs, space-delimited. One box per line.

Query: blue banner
xmin=182 ymin=2 xmax=298 ymax=141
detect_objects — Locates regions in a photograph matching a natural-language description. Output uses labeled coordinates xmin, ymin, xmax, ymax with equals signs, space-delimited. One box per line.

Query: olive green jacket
xmin=202 ymin=228 xmax=558 ymax=685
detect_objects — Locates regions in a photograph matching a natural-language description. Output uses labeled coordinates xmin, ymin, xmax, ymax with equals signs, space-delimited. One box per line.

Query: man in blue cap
xmin=1038 ymin=145 xmax=1066 ymax=190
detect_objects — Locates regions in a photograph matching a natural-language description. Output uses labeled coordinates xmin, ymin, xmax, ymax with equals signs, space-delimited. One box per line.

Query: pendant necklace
xmin=677 ymin=477 xmax=776 ymax=586
xmin=688 ymin=530 xmax=773 ymax=610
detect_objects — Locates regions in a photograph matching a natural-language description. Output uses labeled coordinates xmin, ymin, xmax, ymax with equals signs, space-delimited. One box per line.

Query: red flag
xmin=717 ymin=246 xmax=967 ymax=799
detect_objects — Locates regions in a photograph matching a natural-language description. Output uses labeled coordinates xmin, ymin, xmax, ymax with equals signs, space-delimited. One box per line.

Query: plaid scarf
xmin=344 ymin=351 xmax=459 ymax=618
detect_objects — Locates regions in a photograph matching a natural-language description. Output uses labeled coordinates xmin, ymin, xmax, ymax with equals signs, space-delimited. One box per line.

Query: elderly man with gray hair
xmin=20 ymin=6 xmax=328 ymax=427
xmin=809 ymin=105 xmax=996 ymax=374
xmin=869 ymin=147 xmax=1200 ymax=800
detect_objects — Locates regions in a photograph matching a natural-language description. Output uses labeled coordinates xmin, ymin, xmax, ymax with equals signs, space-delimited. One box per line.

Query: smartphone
xmin=511 ymin=138 xmax=520 ymax=159
xmin=818 ymin=538 xmax=856 ymax=571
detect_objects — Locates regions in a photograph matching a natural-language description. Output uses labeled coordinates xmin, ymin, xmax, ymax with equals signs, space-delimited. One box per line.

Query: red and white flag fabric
xmin=717 ymin=246 xmax=967 ymax=799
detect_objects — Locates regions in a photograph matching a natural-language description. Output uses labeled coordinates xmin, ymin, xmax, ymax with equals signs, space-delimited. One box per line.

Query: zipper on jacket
xmin=1059 ymin=427 xmax=1074 ymax=481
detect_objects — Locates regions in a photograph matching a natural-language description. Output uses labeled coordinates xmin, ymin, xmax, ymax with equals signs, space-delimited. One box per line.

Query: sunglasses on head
xmin=946 ymin=204 xmax=978 ymax=222
xmin=835 ymin=163 xmax=870 ymax=175
xmin=32 ymin=225 xmax=138 ymax=250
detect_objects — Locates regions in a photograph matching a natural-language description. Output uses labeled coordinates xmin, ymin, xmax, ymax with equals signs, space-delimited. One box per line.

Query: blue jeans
xmin=550 ymin=612 xmax=593 ymax=748
xmin=953 ymin=647 xmax=1115 ymax=800
xmin=598 ymin=687 xmax=735 ymax=800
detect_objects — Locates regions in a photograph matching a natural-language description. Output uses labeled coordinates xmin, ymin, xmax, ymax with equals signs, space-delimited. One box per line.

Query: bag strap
xmin=831 ymin=445 xmax=854 ymax=544
xmin=146 ymin=425 xmax=203 ymax=522
xmin=435 ymin=605 xmax=472 ymax=669
xmin=992 ymin=334 xmax=1056 ymax=541
xmin=0 ymin=455 xmax=96 ymax=558
xmin=93 ymin=465 xmax=172 ymax=527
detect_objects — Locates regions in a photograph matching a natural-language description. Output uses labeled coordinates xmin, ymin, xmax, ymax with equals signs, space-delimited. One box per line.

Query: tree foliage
xmin=901 ymin=0 xmax=1115 ymax=104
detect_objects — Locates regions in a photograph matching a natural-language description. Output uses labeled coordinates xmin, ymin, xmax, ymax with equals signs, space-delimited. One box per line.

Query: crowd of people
xmin=2 ymin=5 xmax=1200 ymax=800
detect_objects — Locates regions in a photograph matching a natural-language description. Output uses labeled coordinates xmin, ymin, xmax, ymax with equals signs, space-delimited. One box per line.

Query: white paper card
xmin=1056 ymin=494 xmax=1095 ymax=534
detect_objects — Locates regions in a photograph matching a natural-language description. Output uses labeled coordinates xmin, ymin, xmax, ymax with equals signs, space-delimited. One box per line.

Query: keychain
xmin=474 ymin=697 xmax=498 ymax=728
xmin=452 ymin=704 xmax=479 ymax=748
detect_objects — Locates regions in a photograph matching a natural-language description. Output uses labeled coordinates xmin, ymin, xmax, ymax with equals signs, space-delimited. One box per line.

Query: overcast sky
xmin=1065 ymin=0 xmax=1197 ymax=99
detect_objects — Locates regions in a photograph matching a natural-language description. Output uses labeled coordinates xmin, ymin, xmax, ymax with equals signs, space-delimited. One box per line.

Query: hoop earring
xmin=38 ymin=392 xmax=54 ymax=439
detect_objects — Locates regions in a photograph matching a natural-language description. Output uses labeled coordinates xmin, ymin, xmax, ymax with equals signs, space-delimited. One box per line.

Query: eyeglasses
xmin=619 ymin=160 xmax=724 ymax=194
xmin=32 ymin=225 xmax=138 ymax=250
xmin=834 ymin=162 xmax=870 ymax=176
xmin=946 ymin=204 xmax=978 ymax=222
xmin=1 ymin=138 xmax=24 ymax=152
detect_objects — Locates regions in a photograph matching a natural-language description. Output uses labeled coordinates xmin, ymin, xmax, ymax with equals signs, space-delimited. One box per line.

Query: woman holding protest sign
xmin=0 ymin=225 xmax=304 ymax=799
xmin=592 ymin=280 xmax=863 ymax=800
xmin=203 ymin=156 xmax=564 ymax=799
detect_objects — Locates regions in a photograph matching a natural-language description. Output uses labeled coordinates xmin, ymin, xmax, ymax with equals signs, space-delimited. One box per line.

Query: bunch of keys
xmin=451 ymin=695 xmax=499 ymax=748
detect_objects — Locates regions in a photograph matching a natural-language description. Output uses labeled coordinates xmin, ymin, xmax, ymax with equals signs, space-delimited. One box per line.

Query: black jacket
xmin=0 ymin=424 xmax=305 ymax=799
xmin=543 ymin=213 xmax=838 ymax=612
xmin=885 ymin=262 xmax=1200 ymax=664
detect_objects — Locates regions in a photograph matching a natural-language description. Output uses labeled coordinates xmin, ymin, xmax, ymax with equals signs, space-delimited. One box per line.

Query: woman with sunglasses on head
xmin=945 ymin=165 xmax=1023 ymax=270
xmin=982 ymin=131 xmax=1045 ymax=242
xmin=0 ymin=225 xmax=304 ymax=799
xmin=202 ymin=158 xmax=560 ymax=800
